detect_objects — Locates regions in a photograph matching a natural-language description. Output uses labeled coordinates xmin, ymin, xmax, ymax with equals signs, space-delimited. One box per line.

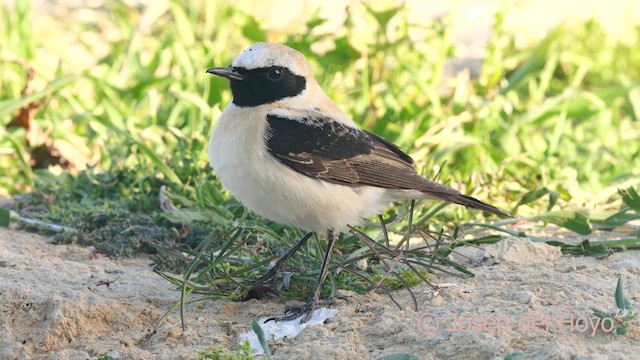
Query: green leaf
xmin=614 ymin=275 xmax=629 ymax=311
xmin=168 ymin=0 xmax=195 ymax=46
xmin=592 ymin=212 xmax=640 ymax=227
xmin=2 ymin=129 xmax=34 ymax=186
xmin=240 ymin=14 xmax=266 ymax=42
xmin=435 ymin=252 xmax=475 ymax=277
xmin=556 ymin=239 xmax=611 ymax=258
xmin=619 ymin=187 xmax=640 ymax=212
xmin=161 ymin=208 xmax=230 ymax=224
xmin=590 ymin=308 xmax=613 ymax=319
xmin=512 ymin=187 xmax=558 ymax=213
xmin=519 ymin=85 xmax=634 ymax=124
xmin=251 ymin=320 xmax=272 ymax=360
xmin=0 ymin=208 xmax=11 ymax=227
xmin=134 ymin=139 xmax=182 ymax=184
xmin=0 ymin=75 xmax=76 ymax=120
xmin=363 ymin=4 xmax=398 ymax=30
xmin=529 ymin=211 xmax=591 ymax=235
xmin=500 ymin=27 xmax=563 ymax=94
xmin=546 ymin=192 xmax=559 ymax=212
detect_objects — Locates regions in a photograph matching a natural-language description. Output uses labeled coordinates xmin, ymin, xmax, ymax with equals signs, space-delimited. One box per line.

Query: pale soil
xmin=1 ymin=226 xmax=638 ymax=359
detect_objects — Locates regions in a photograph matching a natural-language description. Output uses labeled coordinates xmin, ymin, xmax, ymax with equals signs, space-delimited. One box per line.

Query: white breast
xmin=208 ymin=104 xmax=391 ymax=233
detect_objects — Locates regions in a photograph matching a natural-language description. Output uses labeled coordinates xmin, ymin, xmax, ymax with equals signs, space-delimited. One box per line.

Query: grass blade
xmin=251 ymin=320 xmax=273 ymax=359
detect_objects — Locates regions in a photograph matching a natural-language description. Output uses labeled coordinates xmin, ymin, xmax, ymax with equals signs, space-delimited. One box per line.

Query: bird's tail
xmin=433 ymin=192 xmax=511 ymax=218
xmin=416 ymin=181 xmax=511 ymax=218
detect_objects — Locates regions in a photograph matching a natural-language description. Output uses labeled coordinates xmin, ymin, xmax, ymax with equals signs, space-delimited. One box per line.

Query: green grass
xmin=580 ymin=275 xmax=636 ymax=336
xmin=1 ymin=0 xmax=640 ymax=329
xmin=197 ymin=340 xmax=257 ymax=360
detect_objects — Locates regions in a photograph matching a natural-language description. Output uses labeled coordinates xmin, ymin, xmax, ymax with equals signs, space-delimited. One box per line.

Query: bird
xmin=206 ymin=42 xmax=510 ymax=323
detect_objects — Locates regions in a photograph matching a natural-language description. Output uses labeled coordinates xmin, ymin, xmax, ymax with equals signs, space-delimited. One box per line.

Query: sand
xmin=1 ymin=226 xmax=638 ymax=359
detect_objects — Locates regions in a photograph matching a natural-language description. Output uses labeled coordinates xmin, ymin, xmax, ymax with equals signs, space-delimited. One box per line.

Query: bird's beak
xmin=206 ymin=67 xmax=247 ymax=81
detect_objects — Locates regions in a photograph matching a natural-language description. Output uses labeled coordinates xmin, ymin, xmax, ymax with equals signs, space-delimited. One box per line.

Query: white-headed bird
xmin=207 ymin=43 xmax=509 ymax=323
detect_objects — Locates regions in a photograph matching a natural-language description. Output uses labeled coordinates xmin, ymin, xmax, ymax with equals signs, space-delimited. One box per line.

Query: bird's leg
xmin=266 ymin=229 xmax=339 ymax=323
xmin=253 ymin=232 xmax=313 ymax=288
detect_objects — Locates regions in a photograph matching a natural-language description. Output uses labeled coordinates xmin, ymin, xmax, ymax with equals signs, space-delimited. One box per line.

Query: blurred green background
xmin=1 ymin=0 xmax=639 ymax=227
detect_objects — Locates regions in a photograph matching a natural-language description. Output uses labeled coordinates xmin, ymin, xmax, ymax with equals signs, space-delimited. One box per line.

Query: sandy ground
xmin=1 ymin=225 xmax=638 ymax=359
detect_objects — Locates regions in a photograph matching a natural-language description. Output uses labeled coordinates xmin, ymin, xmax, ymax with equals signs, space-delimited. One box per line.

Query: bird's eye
xmin=267 ymin=67 xmax=283 ymax=81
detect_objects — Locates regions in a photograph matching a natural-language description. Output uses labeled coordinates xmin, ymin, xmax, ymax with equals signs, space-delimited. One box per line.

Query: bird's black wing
xmin=264 ymin=113 xmax=510 ymax=218
xmin=265 ymin=114 xmax=421 ymax=188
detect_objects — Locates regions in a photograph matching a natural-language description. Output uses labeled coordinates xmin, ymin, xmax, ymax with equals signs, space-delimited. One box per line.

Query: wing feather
xmin=264 ymin=113 xmax=510 ymax=218
xmin=265 ymin=114 xmax=419 ymax=188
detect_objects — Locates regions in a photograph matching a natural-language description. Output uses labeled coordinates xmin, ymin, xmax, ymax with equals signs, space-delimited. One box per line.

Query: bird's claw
xmin=265 ymin=296 xmax=348 ymax=323
xmin=266 ymin=301 xmax=316 ymax=323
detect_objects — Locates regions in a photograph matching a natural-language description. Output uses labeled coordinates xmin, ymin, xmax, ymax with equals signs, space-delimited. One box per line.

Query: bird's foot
xmin=258 ymin=232 xmax=313 ymax=287
xmin=266 ymin=296 xmax=348 ymax=323
xmin=266 ymin=299 xmax=317 ymax=323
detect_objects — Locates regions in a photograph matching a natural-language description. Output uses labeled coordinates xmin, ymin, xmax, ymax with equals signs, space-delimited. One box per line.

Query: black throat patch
xmin=229 ymin=67 xmax=306 ymax=107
